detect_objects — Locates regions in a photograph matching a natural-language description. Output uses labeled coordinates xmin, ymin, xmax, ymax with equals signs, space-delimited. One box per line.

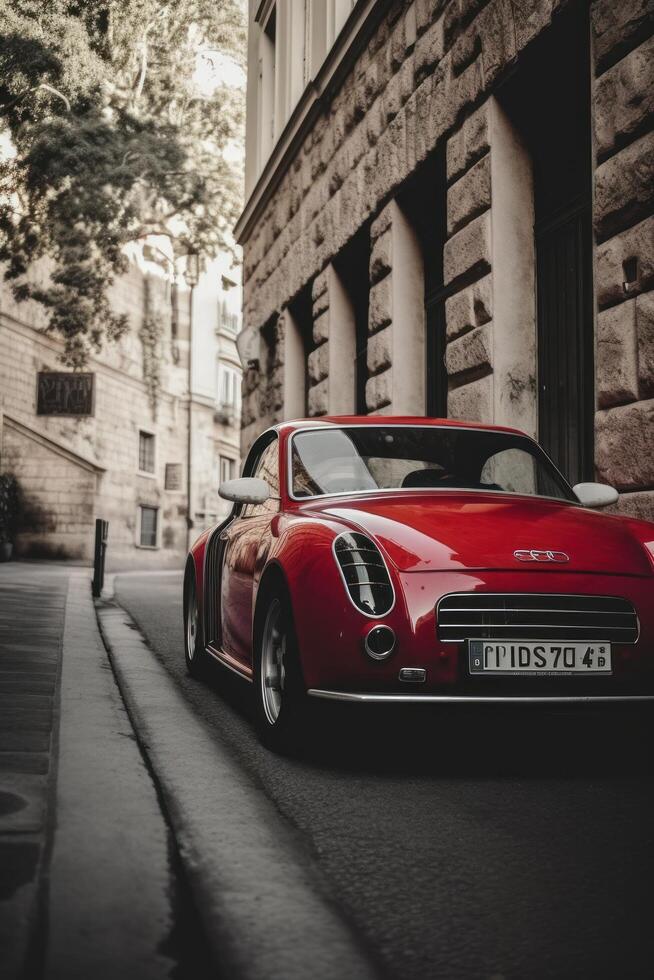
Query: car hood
xmin=311 ymin=492 xmax=653 ymax=576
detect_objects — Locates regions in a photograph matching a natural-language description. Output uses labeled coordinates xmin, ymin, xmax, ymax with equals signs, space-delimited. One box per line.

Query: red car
xmin=184 ymin=417 xmax=654 ymax=750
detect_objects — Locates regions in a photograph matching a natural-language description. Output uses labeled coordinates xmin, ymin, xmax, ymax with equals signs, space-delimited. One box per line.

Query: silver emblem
xmin=514 ymin=549 xmax=570 ymax=563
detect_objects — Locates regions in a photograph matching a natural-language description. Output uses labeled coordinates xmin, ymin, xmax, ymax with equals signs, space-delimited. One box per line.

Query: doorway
xmin=502 ymin=1 xmax=593 ymax=483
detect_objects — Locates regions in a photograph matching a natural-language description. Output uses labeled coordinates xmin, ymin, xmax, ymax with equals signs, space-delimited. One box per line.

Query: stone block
xmin=369 ymin=276 xmax=392 ymax=334
xmin=388 ymin=14 xmax=407 ymax=70
xmin=367 ymin=326 xmax=393 ymax=376
xmin=445 ymin=273 xmax=493 ymax=340
xmin=366 ymin=99 xmax=384 ymax=148
xmin=312 ymin=270 xmax=328 ymax=303
xmin=477 ymin=0 xmax=516 ymax=87
xmin=415 ymin=0 xmax=448 ymax=37
xmin=592 ymin=0 xmax=654 ymax=73
xmin=444 ymin=0 xmax=488 ymax=49
xmin=448 ymin=373 xmax=493 ymax=423
xmin=370 ymin=229 xmax=392 ymax=285
xmin=595 ymin=127 xmax=654 ymax=242
xmin=308 ymin=378 xmax=329 ymax=417
xmin=511 ymin=0 xmax=555 ymax=51
xmin=636 ymin=290 xmax=654 ymax=397
xmin=414 ymin=14 xmax=444 ymax=83
xmin=307 ymin=342 xmax=329 ymax=385
xmin=371 ymin=203 xmax=393 ymax=241
xmin=404 ymin=3 xmax=417 ymax=51
xmin=447 ymin=152 xmax=491 ymax=235
xmin=446 ymin=102 xmax=490 ymax=182
xmin=443 ymin=211 xmax=491 ymax=285
xmin=445 ymin=324 xmax=493 ymax=377
xmin=365 ymin=370 xmax=392 ymax=411
xmin=596 ymin=398 xmax=654 ymax=490
xmin=596 ymin=215 xmax=654 ymax=308
xmin=611 ymin=489 xmax=654 ymax=522
xmin=596 ymin=301 xmax=639 ymax=408
xmin=594 ymin=35 xmax=654 ymax=160
xmin=449 ymin=52 xmax=484 ymax=125
xmin=313 ymin=309 xmax=329 ymax=345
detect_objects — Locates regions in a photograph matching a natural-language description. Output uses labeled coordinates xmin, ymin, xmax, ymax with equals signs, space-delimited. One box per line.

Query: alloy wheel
xmin=261 ymin=598 xmax=286 ymax=725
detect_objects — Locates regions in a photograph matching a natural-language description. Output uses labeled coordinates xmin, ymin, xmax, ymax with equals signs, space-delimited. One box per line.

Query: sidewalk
xmin=0 ymin=563 xmax=189 ymax=980
xmin=0 ymin=563 xmax=67 ymax=979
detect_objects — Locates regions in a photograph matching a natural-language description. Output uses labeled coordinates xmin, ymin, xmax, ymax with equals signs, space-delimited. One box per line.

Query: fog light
xmin=364 ymin=625 xmax=396 ymax=661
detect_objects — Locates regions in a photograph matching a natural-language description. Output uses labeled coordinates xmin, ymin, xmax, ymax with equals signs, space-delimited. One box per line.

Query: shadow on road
xmin=199 ymin=658 xmax=653 ymax=781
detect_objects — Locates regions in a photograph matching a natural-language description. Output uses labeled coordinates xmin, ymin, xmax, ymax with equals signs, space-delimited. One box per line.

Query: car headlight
xmin=645 ymin=541 xmax=654 ymax=571
xmin=333 ymin=532 xmax=394 ymax=617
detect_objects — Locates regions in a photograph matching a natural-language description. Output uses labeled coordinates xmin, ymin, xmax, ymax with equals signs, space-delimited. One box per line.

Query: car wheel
xmin=254 ymin=586 xmax=307 ymax=753
xmin=184 ymin=570 xmax=208 ymax=678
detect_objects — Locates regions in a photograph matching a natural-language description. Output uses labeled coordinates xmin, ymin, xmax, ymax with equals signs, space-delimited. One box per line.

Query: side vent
xmin=333 ymin=532 xmax=394 ymax=617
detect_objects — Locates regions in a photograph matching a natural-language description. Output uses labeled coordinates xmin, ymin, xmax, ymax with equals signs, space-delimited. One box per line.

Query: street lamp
xmin=184 ymin=249 xmax=200 ymax=550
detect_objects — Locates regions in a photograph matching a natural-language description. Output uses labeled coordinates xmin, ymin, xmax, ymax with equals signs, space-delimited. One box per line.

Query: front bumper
xmin=308 ymin=689 xmax=654 ymax=703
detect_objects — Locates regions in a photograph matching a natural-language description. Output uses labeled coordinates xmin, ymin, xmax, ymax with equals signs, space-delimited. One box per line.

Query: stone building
xmin=0 ymin=245 xmax=242 ymax=569
xmin=235 ymin=0 xmax=654 ymax=518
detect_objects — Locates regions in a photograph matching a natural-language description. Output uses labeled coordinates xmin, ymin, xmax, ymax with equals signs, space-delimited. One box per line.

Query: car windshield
xmin=290 ymin=426 xmax=576 ymax=502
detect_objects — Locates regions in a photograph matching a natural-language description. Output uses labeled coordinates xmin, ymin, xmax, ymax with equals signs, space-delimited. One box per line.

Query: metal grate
xmin=437 ymin=593 xmax=639 ymax=644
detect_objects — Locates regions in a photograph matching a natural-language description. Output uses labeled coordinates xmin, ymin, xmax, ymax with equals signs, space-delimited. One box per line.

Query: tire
xmin=184 ymin=568 xmax=209 ymax=678
xmin=253 ymin=584 xmax=307 ymax=753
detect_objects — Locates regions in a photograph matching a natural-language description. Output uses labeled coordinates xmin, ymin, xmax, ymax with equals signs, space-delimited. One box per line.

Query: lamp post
xmin=184 ymin=249 xmax=200 ymax=550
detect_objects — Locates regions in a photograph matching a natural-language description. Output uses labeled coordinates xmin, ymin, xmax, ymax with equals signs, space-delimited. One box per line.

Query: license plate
xmin=468 ymin=640 xmax=612 ymax=676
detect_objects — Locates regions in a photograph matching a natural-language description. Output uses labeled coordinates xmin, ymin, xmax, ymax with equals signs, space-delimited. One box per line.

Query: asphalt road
xmin=115 ymin=569 xmax=654 ymax=980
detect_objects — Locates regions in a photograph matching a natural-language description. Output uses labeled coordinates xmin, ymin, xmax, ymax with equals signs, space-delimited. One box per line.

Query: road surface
xmin=115 ymin=569 xmax=654 ymax=980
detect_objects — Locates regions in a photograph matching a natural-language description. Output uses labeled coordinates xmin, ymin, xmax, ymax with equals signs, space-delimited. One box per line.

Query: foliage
xmin=0 ymin=473 xmax=21 ymax=542
xmin=139 ymin=275 xmax=163 ymax=417
xmin=0 ymin=0 xmax=245 ymax=366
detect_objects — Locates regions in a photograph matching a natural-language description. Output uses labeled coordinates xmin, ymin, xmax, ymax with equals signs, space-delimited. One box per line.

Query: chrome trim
xmin=332 ymin=532 xmax=396 ymax=619
xmin=286 ymin=423 xmax=578 ymax=505
xmin=436 ymin=592 xmax=641 ymax=644
xmin=308 ymin=689 xmax=654 ymax=704
xmin=206 ymin=645 xmax=253 ymax=682
xmin=364 ymin=625 xmax=396 ymax=660
xmin=440 ymin=607 xmax=635 ymax=616
xmin=399 ymin=668 xmax=426 ymax=683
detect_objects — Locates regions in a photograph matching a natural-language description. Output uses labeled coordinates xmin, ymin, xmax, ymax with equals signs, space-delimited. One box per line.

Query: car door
xmin=220 ymin=435 xmax=280 ymax=667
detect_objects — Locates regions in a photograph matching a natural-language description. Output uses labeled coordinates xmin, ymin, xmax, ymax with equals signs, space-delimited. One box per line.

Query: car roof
xmin=273 ymin=416 xmax=528 ymax=438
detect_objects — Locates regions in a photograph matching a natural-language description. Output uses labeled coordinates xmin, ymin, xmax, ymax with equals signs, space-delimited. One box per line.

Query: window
xmin=138 ymin=431 xmax=155 ymax=474
xmin=286 ymin=282 xmax=314 ymax=418
xmin=398 ymin=150 xmax=447 ymax=418
xmin=333 ymin=225 xmax=370 ymax=414
xmin=258 ymin=4 xmax=277 ymax=167
xmin=218 ymin=366 xmax=241 ymax=409
xmin=243 ymin=438 xmax=280 ymax=517
xmin=290 ymin=427 xmax=576 ymax=502
xmin=139 ymin=505 xmax=158 ymax=547
xmin=219 ymin=456 xmax=236 ymax=485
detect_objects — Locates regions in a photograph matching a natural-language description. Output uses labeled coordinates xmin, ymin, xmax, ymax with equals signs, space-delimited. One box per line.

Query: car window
xmin=291 ymin=427 xmax=575 ymax=502
xmin=242 ymin=438 xmax=280 ymax=518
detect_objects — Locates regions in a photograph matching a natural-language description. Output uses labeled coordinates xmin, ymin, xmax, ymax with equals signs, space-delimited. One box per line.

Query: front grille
xmin=437 ymin=593 xmax=639 ymax=644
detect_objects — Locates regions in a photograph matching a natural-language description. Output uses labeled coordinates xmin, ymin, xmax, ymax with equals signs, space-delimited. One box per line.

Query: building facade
xmin=236 ymin=0 xmax=654 ymax=518
xmin=0 ymin=246 xmax=242 ymax=569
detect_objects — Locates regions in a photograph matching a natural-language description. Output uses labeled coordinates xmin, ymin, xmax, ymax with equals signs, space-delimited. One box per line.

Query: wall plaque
xmin=165 ymin=463 xmax=183 ymax=491
xmin=37 ymin=372 xmax=95 ymax=416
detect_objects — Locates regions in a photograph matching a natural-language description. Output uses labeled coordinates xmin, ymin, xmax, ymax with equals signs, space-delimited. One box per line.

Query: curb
xmin=95 ymin=597 xmax=379 ymax=980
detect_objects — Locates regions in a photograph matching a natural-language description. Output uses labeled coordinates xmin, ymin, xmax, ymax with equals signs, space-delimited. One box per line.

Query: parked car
xmin=184 ymin=417 xmax=654 ymax=750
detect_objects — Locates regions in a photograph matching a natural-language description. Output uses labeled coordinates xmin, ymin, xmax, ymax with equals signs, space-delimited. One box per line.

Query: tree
xmin=0 ymin=0 xmax=245 ymax=366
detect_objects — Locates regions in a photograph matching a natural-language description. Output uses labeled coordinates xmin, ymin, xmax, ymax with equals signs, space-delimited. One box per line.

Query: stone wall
xmin=240 ymin=0 xmax=654 ymax=517
xmin=592 ymin=1 xmax=654 ymax=518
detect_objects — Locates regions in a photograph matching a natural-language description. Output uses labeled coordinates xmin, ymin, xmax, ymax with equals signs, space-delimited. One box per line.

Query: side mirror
xmin=219 ymin=477 xmax=270 ymax=505
xmin=573 ymin=482 xmax=618 ymax=509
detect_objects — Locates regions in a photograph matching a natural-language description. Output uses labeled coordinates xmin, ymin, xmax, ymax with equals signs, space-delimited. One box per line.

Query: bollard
xmin=92 ymin=518 xmax=109 ymax=598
